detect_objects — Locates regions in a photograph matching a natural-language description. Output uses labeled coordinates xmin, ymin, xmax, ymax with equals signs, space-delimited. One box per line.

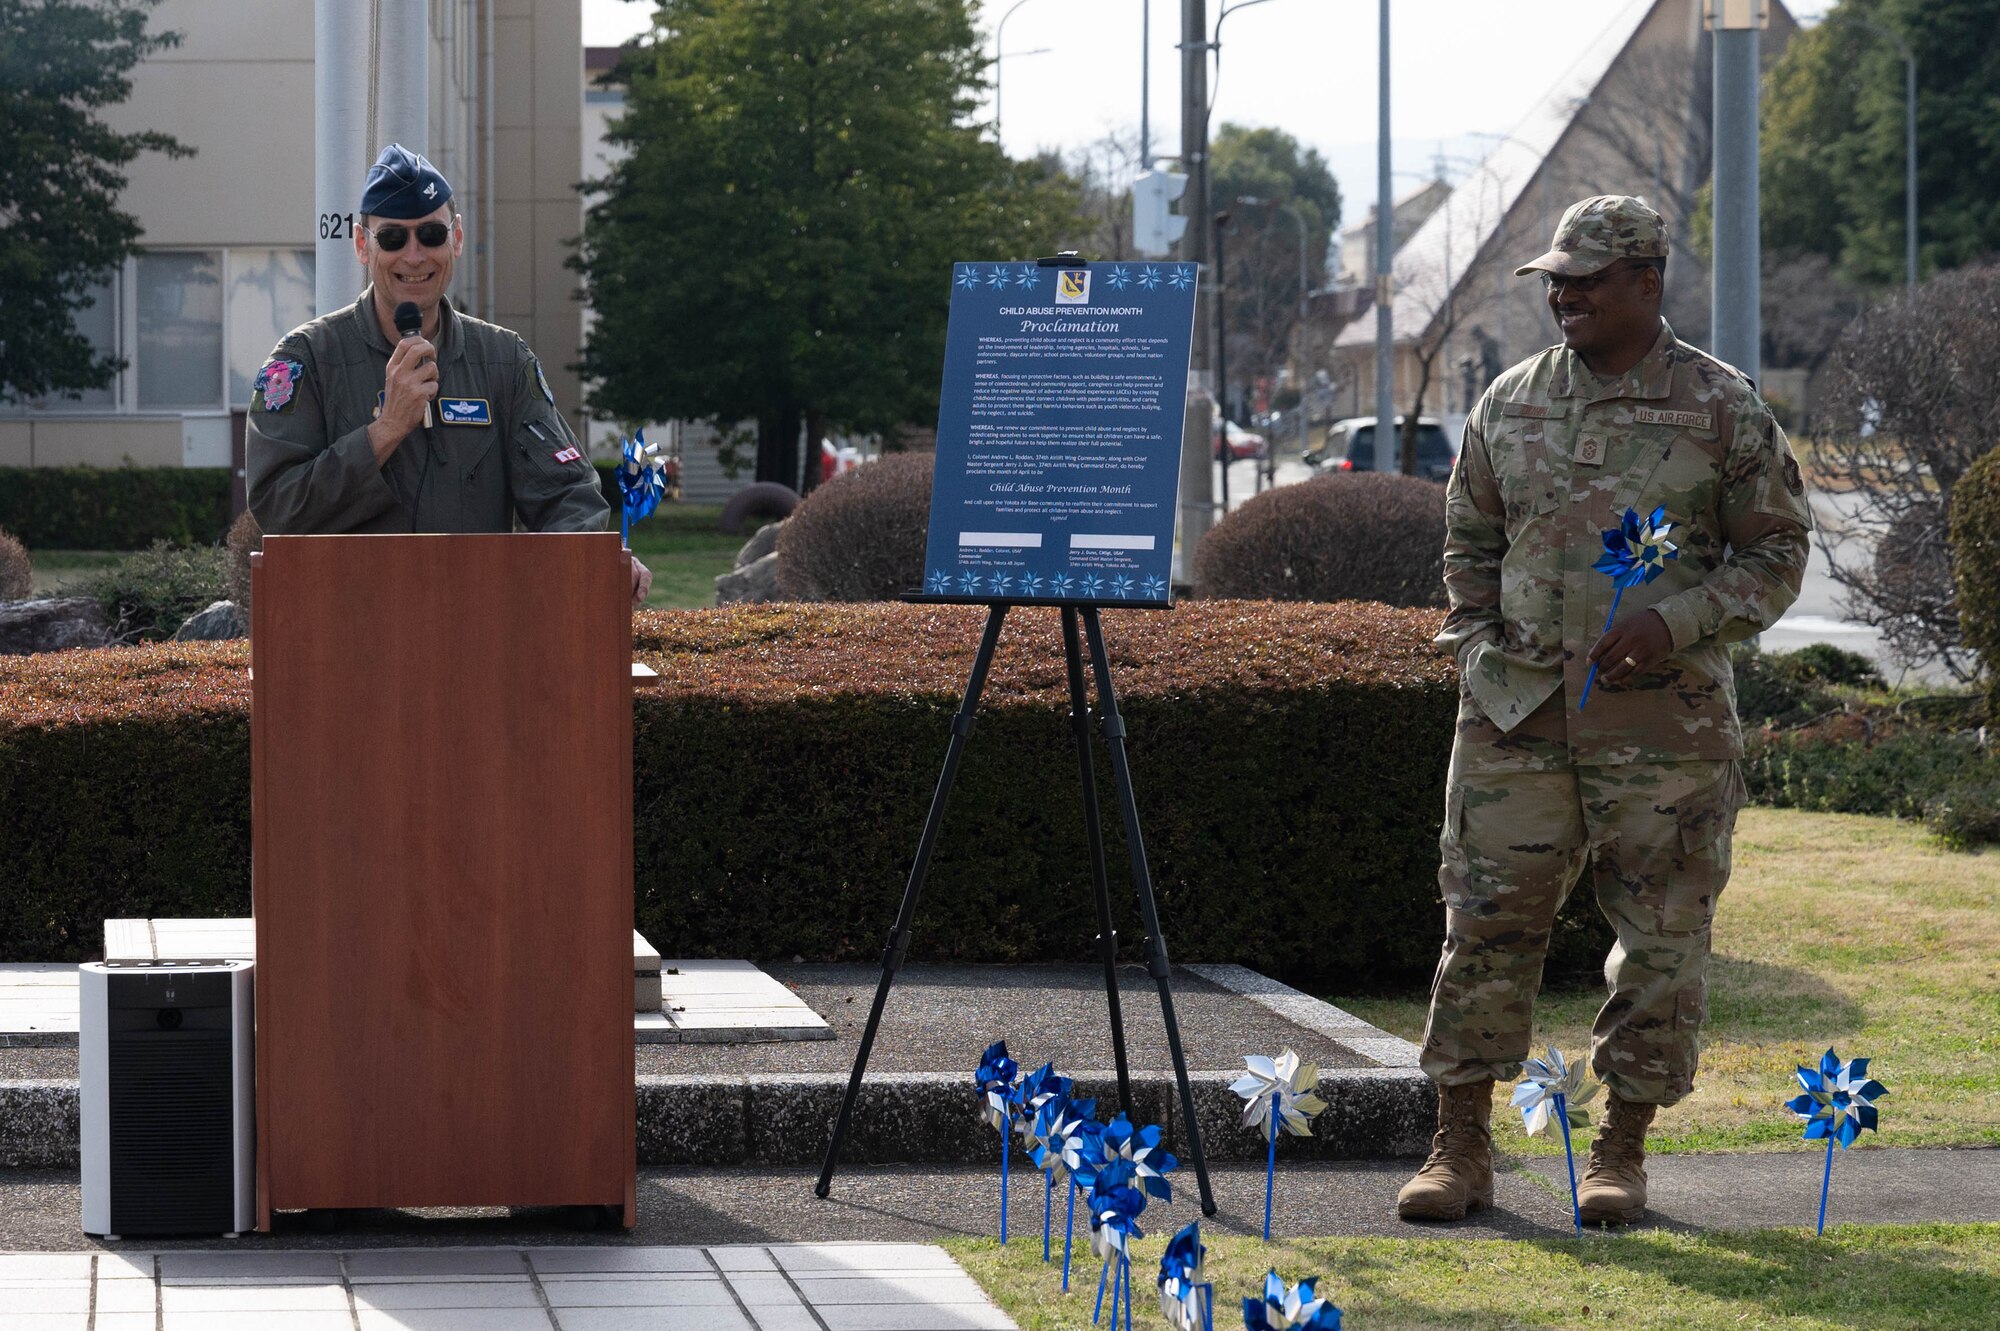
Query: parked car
xmin=1304 ymin=416 xmax=1457 ymax=482
xmin=1213 ymin=419 xmax=1268 ymax=461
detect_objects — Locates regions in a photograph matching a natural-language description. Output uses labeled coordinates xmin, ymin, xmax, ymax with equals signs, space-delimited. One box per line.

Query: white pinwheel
xmin=1510 ymin=1046 xmax=1599 ymax=1137
xmin=1231 ymin=1048 xmax=1328 ymax=1137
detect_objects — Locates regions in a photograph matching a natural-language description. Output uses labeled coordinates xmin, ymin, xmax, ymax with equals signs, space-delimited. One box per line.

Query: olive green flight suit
xmin=1424 ymin=322 xmax=1813 ymax=1106
xmin=245 ymin=288 xmax=608 ymax=535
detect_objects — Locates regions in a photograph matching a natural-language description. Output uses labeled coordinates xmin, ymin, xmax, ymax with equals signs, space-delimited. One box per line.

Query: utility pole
xmin=1707 ymin=0 xmax=1766 ymax=382
xmin=314 ymin=0 xmax=428 ymax=318
xmin=1215 ymin=211 xmax=1232 ymax=514
xmin=1372 ymin=0 xmax=1395 ymax=472
xmin=1177 ymin=0 xmax=1215 ymax=569
xmin=1140 ymin=0 xmax=1150 ymax=168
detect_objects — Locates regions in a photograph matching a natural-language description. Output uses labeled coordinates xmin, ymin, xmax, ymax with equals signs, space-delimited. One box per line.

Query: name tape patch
xmin=1500 ymin=401 xmax=1561 ymax=419
xmin=438 ymin=397 xmax=491 ymax=426
xmin=1633 ymin=407 xmax=1713 ymax=429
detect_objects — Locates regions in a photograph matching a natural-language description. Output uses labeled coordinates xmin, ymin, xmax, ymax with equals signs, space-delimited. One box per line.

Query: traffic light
xmin=1131 ymin=169 xmax=1189 ymax=258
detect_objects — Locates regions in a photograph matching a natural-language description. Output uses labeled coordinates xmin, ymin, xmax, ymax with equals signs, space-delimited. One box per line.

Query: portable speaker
xmin=80 ymin=960 xmax=254 ymax=1238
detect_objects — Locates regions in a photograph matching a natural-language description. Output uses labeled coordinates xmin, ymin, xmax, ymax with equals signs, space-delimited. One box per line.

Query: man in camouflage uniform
xmin=1396 ymin=197 xmax=1813 ymax=1224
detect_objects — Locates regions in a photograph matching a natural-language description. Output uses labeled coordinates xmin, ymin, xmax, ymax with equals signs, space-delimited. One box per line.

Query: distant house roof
xmin=1334 ymin=2 xmax=1656 ymax=349
xmin=586 ymin=45 xmax=622 ymax=87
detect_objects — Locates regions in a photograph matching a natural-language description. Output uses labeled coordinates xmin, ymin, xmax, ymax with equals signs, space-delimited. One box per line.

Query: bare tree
xmin=1814 ymin=265 xmax=2000 ymax=679
xmin=1393 ymin=173 xmax=1506 ymax=472
xmin=1047 ymin=130 xmax=1143 ymax=261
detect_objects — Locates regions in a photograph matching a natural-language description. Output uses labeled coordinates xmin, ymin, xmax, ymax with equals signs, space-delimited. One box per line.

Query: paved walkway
xmin=0 ymin=1243 xmax=1014 ymax=1331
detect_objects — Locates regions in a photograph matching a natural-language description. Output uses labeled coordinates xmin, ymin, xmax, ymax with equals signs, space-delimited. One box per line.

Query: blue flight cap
xmin=359 ymin=143 xmax=453 ymax=219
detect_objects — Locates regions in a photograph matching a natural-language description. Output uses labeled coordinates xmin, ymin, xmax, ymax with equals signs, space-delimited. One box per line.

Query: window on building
xmin=137 ymin=251 xmax=224 ymax=410
xmin=227 ymin=250 xmax=315 ymax=407
xmin=0 ymin=277 xmax=118 ymax=412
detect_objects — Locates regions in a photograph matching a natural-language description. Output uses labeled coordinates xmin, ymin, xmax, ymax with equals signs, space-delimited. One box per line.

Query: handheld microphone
xmin=393 ymin=300 xmax=433 ymax=428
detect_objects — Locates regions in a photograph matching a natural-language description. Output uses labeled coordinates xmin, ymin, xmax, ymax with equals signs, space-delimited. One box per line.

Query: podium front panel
xmin=251 ymin=533 xmax=634 ymax=1224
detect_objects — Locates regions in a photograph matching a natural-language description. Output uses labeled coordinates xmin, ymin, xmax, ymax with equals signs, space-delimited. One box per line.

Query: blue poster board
xmin=919 ymin=259 xmax=1200 ymax=608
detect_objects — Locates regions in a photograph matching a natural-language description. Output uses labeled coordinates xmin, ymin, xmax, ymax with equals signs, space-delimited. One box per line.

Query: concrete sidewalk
xmin=4 ymin=1150 xmax=1995 ymax=1252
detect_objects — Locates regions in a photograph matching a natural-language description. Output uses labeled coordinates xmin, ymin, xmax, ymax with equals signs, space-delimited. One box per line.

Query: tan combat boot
xmin=1577 ymin=1093 xmax=1656 ymax=1224
xmin=1396 ymin=1080 xmax=1495 ymax=1222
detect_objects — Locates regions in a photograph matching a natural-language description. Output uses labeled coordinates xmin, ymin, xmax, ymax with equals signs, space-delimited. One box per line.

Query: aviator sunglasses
xmin=364 ymin=220 xmax=453 ymax=252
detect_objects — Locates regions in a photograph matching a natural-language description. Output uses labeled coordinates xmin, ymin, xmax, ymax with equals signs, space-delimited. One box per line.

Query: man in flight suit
xmin=1395 ymin=196 xmax=1813 ymax=1225
xmin=246 ymin=143 xmax=651 ymax=604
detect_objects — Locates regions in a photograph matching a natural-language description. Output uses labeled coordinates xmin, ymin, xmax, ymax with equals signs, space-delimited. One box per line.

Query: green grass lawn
xmin=1331 ymin=807 xmax=2000 ymax=1156
xmin=24 ymin=549 xmax=124 ymax=596
xmin=950 ymin=1223 xmax=2000 ymax=1330
xmin=624 ymin=502 xmax=756 ymax=609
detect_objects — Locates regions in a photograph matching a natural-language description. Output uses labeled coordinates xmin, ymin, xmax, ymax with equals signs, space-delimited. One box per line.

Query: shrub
xmin=1730 ymin=643 xmax=1882 ymax=727
xmin=1193 ymin=472 xmax=1446 ymax=607
xmin=224 ymin=511 xmax=262 ymax=612
xmin=0 ymin=600 xmax=1617 ymax=988
xmin=1742 ymin=727 xmax=1990 ymax=820
xmin=78 ymin=540 xmax=231 ymax=641
xmin=1950 ymin=444 xmax=2000 ymax=716
xmin=0 ymin=466 xmax=231 ymax=550
xmin=0 ymin=528 xmax=29 ymax=600
xmin=774 ymin=451 xmax=932 ymax=600
xmin=1923 ymin=780 xmax=2000 ymax=851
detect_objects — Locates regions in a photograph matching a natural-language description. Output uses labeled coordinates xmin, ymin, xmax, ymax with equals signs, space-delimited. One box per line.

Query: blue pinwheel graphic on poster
xmin=923 ymin=260 xmax=1199 ymax=608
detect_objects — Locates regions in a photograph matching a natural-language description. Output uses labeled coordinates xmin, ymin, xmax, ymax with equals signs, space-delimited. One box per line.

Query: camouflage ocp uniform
xmin=1422 ymin=209 xmax=1813 ymax=1105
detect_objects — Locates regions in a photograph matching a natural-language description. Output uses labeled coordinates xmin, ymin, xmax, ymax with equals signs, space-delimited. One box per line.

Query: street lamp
xmin=1833 ymin=13 xmax=1918 ymax=287
xmin=993 ymin=0 xmax=1044 ymax=141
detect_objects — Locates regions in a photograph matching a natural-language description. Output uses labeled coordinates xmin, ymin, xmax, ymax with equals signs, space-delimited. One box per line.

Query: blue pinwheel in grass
xmin=1511 ymin=1046 xmax=1599 ymax=1233
xmin=1089 ymin=1159 xmax=1148 ymax=1328
xmin=1157 ymin=1221 xmax=1213 ymax=1331
xmin=1012 ymin=1064 xmax=1073 ymax=1262
xmin=1788 ymin=1047 xmax=1887 ymax=1235
xmin=1578 ymin=504 xmax=1679 ymax=709
xmin=1242 ymin=1271 xmax=1342 ymax=1331
xmin=1099 ymin=1113 xmax=1178 ymax=1202
xmin=617 ymin=430 xmax=668 ymax=545
xmin=1232 ymin=1049 xmax=1327 ymax=1240
xmin=975 ymin=1041 xmax=1018 ymax=1242
xmin=1054 ymin=1099 xmax=1104 ymax=1291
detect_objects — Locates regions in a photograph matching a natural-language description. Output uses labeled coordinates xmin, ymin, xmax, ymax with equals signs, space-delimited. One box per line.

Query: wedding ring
xmin=1623 ymin=656 xmax=1637 ymax=668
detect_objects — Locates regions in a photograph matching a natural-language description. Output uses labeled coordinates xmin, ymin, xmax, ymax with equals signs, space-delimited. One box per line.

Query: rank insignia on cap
xmin=255 ymin=358 xmax=304 ymax=413
xmin=532 ymin=358 xmax=555 ymax=406
xmin=553 ymin=446 xmax=582 ymax=465
xmin=439 ymin=397 xmax=492 ymax=426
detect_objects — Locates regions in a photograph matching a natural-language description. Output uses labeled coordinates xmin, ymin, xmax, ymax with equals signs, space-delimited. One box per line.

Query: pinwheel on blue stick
xmin=616 ymin=429 xmax=669 ymax=546
xmin=1786 ymin=1047 xmax=1887 ymax=1235
xmin=1099 ymin=1113 xmax=1179 ymax=1202
xmin=1089 ymin=1159 xmax=1147 ymax=1331
xmin=1510 ymin=1046 xmax=1599 ymax=1233
xmin=975 ymin=1040 xmax=1018 ymax=1243
xmin=1157 ymin=1221 xmax=1214 ymax=1331
xmin=1231 ymin=1049 xmax=1327 ymax=1240
xmin=1578 ymin=504 xmax=1679 ymax=709
xmin=1241 ymin=1270 xmax=1343 ymax=1331
xmin=1015 ymin=1071 xmax=1074 ymax=1263
xmin=1055 ymin=1101 xmax=1105 ymax=1291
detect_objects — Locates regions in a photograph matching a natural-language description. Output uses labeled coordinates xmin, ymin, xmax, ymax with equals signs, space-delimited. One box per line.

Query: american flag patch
xmin=553 ymin=447 xmax=582 ymax=464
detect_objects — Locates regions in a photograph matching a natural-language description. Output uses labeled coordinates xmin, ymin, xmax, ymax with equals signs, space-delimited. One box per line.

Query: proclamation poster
xmin=920 ymin=259 xmax=1199 ymax=608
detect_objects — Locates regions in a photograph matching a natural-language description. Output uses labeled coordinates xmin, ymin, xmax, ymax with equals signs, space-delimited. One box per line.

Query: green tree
xmin=1209 ymin=123 xmax=1341 ymax=423
xmin=1760 ymin=0 xmax=2000 ymax=285
xmin=0 ymin=0 xmax=190 ymax=404
xmin=574 ymin=0 xmax=1081 ymax=491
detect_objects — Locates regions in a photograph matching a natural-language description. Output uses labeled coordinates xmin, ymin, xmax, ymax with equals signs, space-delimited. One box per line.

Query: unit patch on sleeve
xmin=254 ymin=358 xmax=304 ymax=413
xmin=552 ymin=446 xmax=583 ymax=465
xmin=438 ymin=397 xmax=492 ymax=426
xmin=532 ymin=358 xmax=555 ymax=406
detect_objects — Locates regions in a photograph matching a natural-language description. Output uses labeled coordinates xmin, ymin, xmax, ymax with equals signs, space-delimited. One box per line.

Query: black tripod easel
xmin=813 ymin=601 xmax=1216 ymax=1216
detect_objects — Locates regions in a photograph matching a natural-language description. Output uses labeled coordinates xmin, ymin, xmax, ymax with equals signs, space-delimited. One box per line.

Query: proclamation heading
xmin=921 ymin=260 xmax=1199 ymax=608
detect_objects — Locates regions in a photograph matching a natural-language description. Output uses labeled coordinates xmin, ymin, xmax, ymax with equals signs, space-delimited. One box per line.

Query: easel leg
xmin=1062 ymin=608 xmax=1136 ymax=1119
xmin=816 ymin=605 xmax=1010 ymax=1199
xmin=1081 ymin=608 xmax=1217 ymax=1216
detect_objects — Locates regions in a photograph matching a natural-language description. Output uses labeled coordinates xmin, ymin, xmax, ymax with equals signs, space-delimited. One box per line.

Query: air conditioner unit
xmin=80 ymin=960 xmax=254 ymax=1238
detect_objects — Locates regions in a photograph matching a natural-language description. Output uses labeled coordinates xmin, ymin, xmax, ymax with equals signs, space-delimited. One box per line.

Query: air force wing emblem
xmin=438 ymin=397 xmax=492 ymax=426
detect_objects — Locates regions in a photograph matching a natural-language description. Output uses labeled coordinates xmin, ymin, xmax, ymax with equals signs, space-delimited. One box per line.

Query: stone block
xmin=0 ymin=1080 xmax=78 ymax=1168
xmin=637 ymin=1076 xmax=748 ymax=1167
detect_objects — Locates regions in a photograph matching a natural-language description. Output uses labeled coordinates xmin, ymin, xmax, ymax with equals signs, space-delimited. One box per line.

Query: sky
xmin=581 ymin=0 xmax=1836 ymax=226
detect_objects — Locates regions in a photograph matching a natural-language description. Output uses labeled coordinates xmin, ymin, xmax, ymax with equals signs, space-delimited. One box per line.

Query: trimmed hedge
xmin=0 ymin=601 xmax=1615 ymax=990
xmin=0 ymin=467 xmax=233 ymax=551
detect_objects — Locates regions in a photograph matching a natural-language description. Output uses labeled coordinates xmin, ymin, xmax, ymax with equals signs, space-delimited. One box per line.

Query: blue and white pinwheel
xmin=1241 ymin=1270 xmax=1343 ymax=1331
xmin=1578 ymin=504 xmax=1679 ymax=708
xmin=617 ymin=430 xmax=668 ymax=545
xmin=1157 ymin=1221 xmax=1213 ymax=1331
xmin=1011 ymin=1066 xmax=1072 ymax=1263
xmin=1787 ymin=1047 xmax=1887 ymax=1234
xmin=1511 ymin=1046 xmax=1599 ymax=1232
xmin=1089 ymin=1159 xmax=1148 ymax=1330
xmin=975 ymin=1041 xmax=1018 ymax=1242
xmin=1232 ymin=1049 xmax=1327 ymax=1240
xmin=1055 ymin=1101 xmax=1104 ymax=1291
xmin=1098 ymin=1113 xmax=1179 ymax=1202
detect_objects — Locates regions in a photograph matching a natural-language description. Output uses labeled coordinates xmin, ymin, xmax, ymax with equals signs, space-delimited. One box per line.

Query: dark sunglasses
xmin=1541 ymin=261 xmax=1651 ymax=295
xmin=365 ymin=221 xmax=452 ymax=252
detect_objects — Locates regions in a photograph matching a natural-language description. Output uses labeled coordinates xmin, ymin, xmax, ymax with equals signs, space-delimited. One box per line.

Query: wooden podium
xmin=250 ymin=533 xmax=636 ymax=1230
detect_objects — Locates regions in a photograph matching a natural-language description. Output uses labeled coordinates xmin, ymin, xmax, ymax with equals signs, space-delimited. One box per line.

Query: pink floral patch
xmin=256 ymin=358 xmax=302 ymax=412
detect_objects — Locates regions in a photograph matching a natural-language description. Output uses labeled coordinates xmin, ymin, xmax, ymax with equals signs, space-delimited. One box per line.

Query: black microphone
xmin=392 ymin=301 xmax=432 ymax=429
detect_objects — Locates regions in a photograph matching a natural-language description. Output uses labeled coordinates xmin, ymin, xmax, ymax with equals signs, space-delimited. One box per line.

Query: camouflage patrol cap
xmin=1514 ymin=195 xmax=1668 ymax=277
